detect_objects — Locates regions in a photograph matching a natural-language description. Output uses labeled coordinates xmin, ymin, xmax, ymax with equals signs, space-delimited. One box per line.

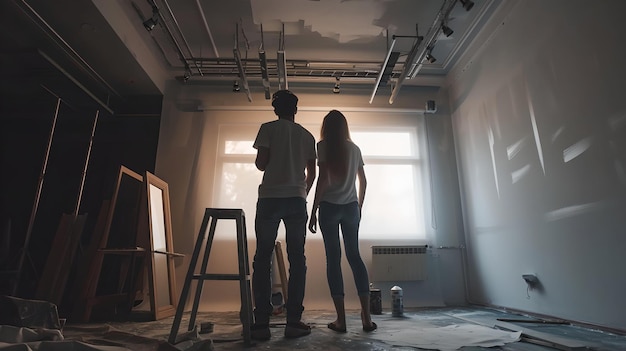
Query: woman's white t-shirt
xmin=317 ymin=139 xmax=364 ymax=205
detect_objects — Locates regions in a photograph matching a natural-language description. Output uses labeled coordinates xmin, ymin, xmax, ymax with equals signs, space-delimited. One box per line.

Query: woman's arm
xmin=356 ymin=165 xmax=367 ymax=213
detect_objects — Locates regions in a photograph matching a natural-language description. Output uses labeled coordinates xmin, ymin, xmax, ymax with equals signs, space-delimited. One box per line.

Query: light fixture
xmin=234 ymin=22 xmax=252 ymax=102
xmin=370 ymin=36 xmax=398 ymax=104
xmin=182 ymin=64 xmax=191 ymax=82
xmin=333 ymin=76 xmax=341 ymax=94
xmin=441 ymin=24 xmax=454 ymax=37
xmin=425 ymin=47 xmax=437 ymax=63
xmin=143 ymin=6 xmax=159 ymax=31
xmin=460 ymin=0 xmax=475 ymax=11
xmin=233 ymin=80 xmax=240 ymax=92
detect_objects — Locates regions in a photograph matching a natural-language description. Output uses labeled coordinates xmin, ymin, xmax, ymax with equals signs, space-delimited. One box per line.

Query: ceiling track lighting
xmin=441 ymin=24 xmax=454 ymax=37
xmin=143 ymin=5 xmax=159 ymax=32
xmin=233 ymin=80 xmax=240 ymax=92
xmin=460 ymin=0 xmax=475 ymax=11
xmin=424 ymin=46 xmax=436 ymax=63
xmin=425 ymin=53 xmax=436 ymax=64
xmin=333 ymin=76 xmax=341 ymax=94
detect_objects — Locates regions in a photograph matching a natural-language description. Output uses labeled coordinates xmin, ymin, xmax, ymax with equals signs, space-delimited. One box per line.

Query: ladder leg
xmin=168 ymin=209 xmax=211 ymax=344
xmin=236 ymin=213 xmax=252 ymax=345
xmin=189 ymin=214 xmax=218 ymax=331
xmin=241 ymin=213 xmax=253 ymax=327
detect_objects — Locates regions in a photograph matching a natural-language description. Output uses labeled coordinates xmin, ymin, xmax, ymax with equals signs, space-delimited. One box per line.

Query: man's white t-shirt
xmin=317 ymin=139 xmax=364 ymax=205
xmin=253 ymin=119 xmax=316 ymax=199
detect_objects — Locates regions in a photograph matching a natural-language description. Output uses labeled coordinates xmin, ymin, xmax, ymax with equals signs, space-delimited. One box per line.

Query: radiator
xmin=370 ymin=245 xmax=428 ymax=281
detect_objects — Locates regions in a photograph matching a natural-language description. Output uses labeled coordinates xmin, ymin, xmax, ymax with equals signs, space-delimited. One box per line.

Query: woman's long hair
xmin=320 ymin=110 xmax=351 ymax=179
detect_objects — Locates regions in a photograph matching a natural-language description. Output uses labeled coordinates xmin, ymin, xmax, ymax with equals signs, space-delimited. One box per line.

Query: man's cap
xmin=271 ymin=90 xmax=298 ymax=110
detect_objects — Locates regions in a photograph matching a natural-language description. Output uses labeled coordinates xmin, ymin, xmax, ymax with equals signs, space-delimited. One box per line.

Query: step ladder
xmin=168 ymin=208 xmax=253 ymax=345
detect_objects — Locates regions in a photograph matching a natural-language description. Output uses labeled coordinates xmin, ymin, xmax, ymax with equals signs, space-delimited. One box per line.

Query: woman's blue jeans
xmin=252 ymin=197 xmax=307 ymax=325
xmin=319 ymin=201 xmax=370 ymax=298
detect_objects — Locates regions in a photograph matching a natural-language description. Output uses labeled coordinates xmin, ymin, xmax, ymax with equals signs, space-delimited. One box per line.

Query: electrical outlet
xmin=522 ymin=274 xmax=539 ymax=287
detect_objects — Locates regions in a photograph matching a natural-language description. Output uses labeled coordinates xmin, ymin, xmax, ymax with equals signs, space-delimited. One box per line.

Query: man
xmin=251 ymin=90 xmax=317 ymax=340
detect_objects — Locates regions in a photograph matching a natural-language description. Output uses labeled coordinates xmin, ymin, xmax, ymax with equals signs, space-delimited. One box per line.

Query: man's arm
xmin=308 ymin=161 xmax=327 ymax=233
xmin=255 ymin=147 xmax=270 ymax=171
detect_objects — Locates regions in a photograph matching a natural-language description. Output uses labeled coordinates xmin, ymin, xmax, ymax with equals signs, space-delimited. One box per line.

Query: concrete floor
xmin=63 ymin=306 xmax=626 ymax=351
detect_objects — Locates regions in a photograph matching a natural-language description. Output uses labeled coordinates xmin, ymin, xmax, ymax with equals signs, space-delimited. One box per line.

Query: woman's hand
xmin=308 ymin=210 xmax=318 ymax=233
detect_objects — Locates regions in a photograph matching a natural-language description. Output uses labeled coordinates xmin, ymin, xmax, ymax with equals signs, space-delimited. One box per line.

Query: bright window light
xmin=214 ymin=118 xmax=427 ymax=241
xmin=225 ymin=140 xmax=255 ymax=154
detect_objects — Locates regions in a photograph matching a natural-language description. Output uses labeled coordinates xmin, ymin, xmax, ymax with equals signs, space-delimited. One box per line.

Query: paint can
xmin=391 ymin=285 xmax=403 ymax=317
xmin=370 ymin=288 xmax=382 ymax=315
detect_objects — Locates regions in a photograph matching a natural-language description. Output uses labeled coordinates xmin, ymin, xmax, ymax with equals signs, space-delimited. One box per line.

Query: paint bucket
xmin=391 ymin=285 xmax=403 ymax=317
xmin=369 ymin=288 xmax=382 ymax=315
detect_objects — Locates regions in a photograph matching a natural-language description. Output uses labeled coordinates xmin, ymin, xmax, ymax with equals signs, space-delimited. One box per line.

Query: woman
xmin=308 ymin=110 xmax=377 ymax=333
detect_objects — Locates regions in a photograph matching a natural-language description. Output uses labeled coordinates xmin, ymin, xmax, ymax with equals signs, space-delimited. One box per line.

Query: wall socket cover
xmin=522 ymin=274 xmax=539 ymax=285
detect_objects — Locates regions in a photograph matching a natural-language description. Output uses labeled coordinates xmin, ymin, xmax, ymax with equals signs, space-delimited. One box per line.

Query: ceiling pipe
xmin=160 ymin=0 xmax=202 ymax=75
xmin=146 ymin=0 xmax=189 ymax=74
xmin=181 ymin=57 xmax=398 ymax=80
xmin=12 ymin=0 xmax=120 ymax=100
xmin=39 ymin=50 xmax=114 ymax=114
xmin=194 ymin=0 xmax=219 ymax=59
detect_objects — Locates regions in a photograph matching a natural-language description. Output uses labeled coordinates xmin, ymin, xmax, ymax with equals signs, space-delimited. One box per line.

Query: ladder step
xmin=193 ymin=273 xmax=250 ymax=281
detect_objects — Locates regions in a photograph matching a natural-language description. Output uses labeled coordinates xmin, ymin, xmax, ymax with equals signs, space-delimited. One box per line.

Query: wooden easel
xmin=73 ymin=165 xmax=147 ymax=322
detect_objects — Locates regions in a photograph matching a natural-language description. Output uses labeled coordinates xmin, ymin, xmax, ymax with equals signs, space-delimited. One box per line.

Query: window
xmin=351 ymin=128 xmax=424 ymax=239
xmin=213 ymin=115 xmax=428 ymax=241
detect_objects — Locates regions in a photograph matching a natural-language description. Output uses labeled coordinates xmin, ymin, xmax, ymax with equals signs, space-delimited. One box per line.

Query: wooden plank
xmin=35 ymin=213 xmax=88 ymax=306
xmin=68 ymin=199 xmax=110 ymax=322
xmin=274 ymin=241 xmax=288 ymax=304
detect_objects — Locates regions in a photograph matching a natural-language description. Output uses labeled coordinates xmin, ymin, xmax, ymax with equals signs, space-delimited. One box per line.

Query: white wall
xmin=449 ymin=0 xmax=626 ymax=330
xmin=153 ymin=81 xmax=467 ymax=312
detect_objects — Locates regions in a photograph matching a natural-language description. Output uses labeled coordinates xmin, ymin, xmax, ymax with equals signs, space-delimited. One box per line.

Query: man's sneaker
xmin=251 ymin=324 xmax=271 ymax=341
xmin=284 ymin=321 xmax=311 ymax=338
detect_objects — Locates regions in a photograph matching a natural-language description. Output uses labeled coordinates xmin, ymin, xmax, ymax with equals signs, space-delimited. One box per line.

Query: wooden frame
xmin=75 ymin=165 xmax=145 ymax=322
xmin=144 ymin=171 xmax=179 ymax=320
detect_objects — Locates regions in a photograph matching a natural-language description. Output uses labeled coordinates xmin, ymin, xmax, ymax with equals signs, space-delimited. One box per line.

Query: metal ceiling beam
xmin=258 ymin=24 xmax=270 ymax=99
xmin=389 ymin=0 xmax=459 ymax=104
xmin=159 ymin=0 xmax=203 ymax=75
xmin=195 ymin=0 xmax=219 ymax=59
xmin=369 ymin=37 xmax=397 ymax=104
xmin=234 ymin=23 xmax=252 ymax=102
xmin=389 ymin=35 xmax=423 ymax=104
xmin=277 ymin=24 xmax=288 ymax=90
xmin=12 ymin=0 xmax=120 ymax=100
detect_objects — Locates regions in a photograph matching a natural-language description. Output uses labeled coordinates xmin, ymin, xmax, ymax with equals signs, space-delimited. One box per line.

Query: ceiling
xmin=0 ymin=0 xmax=501 ymax=109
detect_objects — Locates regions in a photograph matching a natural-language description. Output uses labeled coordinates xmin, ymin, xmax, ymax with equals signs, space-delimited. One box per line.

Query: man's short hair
xmin=271 ymin=90 xmax=298 ymax=115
